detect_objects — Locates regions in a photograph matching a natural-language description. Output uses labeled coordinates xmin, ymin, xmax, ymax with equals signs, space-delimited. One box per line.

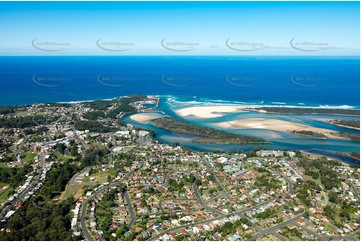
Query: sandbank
xmin=174 ymin=105 xmax=247 ymax=118
xmin=129 ymin=113 xmax=163 ymax=122
xmin=214 ymin=118 xmax=343 ymax=139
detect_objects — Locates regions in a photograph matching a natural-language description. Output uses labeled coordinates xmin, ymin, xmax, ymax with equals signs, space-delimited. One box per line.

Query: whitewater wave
xmin=318 ymin=105 xmax=356 ymax=110
xmin=161 ymin=95 xmax=359 ymax=110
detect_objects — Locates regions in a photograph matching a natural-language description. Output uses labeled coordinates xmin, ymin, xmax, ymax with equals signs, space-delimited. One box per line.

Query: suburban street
xmin=350 ymin=183 xmax=360 ymax=201
xmin=192 ymin=181 xmax=224 ymax=217
xmin=79 ymin=159 xmax=144 ymax=240
xmin=248 ymin=214 xmax=304 ymax=240
xmin=204 ymin=159 xmax=232 ymax=199
xmin=80 ymin=198 xmax=93 ymax=241
xmin=0 ymin=146 xmax=46 ymax=221
xmin=124 ymin=190 xmax=136 ymax=229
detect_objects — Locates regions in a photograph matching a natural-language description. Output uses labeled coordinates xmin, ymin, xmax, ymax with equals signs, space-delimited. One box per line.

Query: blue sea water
xmin=0 ymin=56 xmax=359 ymax=163
xmin=0 ymin=56 xmax=359 ymax=107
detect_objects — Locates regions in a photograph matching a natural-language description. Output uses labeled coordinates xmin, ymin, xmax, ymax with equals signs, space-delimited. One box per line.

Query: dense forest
xmin=294 ymin=157 xmax=359 ymax=227
xmin=0 ymin=107 xmax=15 ymax=115
xmin=81 ymin=146 xmax=110 ymax=168
xmin=0 ymin=164 xmax=33 ymax=187
xmin=0 ymin=116 xmax=38 ymax=128
xmin=333 ymin=132 xmax=360 ymax=142
xmin=254 ymin=107 xmax=359 ymax=116
xmin=297 ymin=158 xmax=341 ymax=190
xmin=152 ymin=117 xmax=267 ymax=144
xmin=329 ymin=119 xmax=360 ymax=129
xmin=0 ymin=115 xmax=60 ymax=128
xmin=290 ymin=130 xmax=327 ymax=139
xmin=0 ymin=162 xmax=80 ymax=241
xmin=74 ymin=120 xmax=118 ymax=133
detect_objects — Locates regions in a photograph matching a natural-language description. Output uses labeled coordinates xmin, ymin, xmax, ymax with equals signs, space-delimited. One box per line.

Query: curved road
xmin=192 ymin=182 xmax=224 ymax=217
xmin=124 ymin=190 xmax=136 ymax=229
xmin=80 ymin=160 xmax=143 ymax=240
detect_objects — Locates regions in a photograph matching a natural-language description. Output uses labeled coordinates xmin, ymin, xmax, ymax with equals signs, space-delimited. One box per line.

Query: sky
xmin=0 ymin=1 xmax=359 ymax=56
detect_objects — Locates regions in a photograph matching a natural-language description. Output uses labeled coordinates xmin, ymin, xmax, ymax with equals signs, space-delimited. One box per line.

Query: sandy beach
xmin=174 ymin=105 xmax=247 ymax=118
xmin=129 ymin=113 xmax=163 ymax=122
xmin=214 ymin=118 xmax=343 ymax=139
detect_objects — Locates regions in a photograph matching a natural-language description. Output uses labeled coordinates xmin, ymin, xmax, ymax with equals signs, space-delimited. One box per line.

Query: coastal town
xmin=0 ymin=96 xmax=359 ymax=241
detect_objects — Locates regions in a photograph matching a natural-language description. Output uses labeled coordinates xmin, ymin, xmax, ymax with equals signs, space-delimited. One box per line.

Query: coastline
xmin=337 ymin=152 xmax=360 ymax=162
xmin=164 ymin=96 xmax=359 ymax=111
xmin=315 ymin=119 xmax=360 ymax=130
xmin=331 ymin=123 xmax=360 ymax=130
xmin=300 ymin=150 xmax=357 ymax=166
xmin=129 ymin=113 xmax=163 ymax=122
xmin=212 ymin=118 xmax=346 ymax=140
xmin=1 ymin=94 xmax=360 ymax=111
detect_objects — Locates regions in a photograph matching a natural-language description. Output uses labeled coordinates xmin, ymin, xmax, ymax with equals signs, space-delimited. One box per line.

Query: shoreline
xmin=164 ymin=96 xmax=359 ymax=111
xmin=171 ymin=104 xmax=360 ymax=120
xmin=1 ymin=94 xmax=360 ymax=111
xmin=300 ymin=150 xmax=357 ymax=166
xmin=316 ymin=119 xmax=360 ymax=130
xmin=129 ymin=112 xmax=164 ymax=122
xmin=336 ymin=152 xmax=360 ymax=162
xmin=213 ymin=118 xmax=348 ymax=140
xmin=331 ymin=123 xmax=360 ymax=130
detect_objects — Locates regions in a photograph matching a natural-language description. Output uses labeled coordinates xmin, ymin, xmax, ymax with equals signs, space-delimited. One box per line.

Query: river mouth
xmin=122 ymin=98 xmax=360 ymax=165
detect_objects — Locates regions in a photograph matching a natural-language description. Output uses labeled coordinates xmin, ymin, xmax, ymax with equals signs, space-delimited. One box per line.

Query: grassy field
xmin=35 ymin=111 xmax=47 ymax=116
xmin=0 ymin=186 xmax=12 ymax=203
xmin=53 ymin=151 xmax=71 ymax=162
xmin=15 ymin=111 xmax=29 ymax=116
xmin=0 ymin=182 xmax=7 ymax=189
xmin=61 ymin=182 xmax=83 ymax=200
xmin=24 ymin=152 xmax=38 ymax=162
xmin=59 ymin=169 xmax=113 ymax=200
xmin=0 ymin=162 xmax=10 ymax=168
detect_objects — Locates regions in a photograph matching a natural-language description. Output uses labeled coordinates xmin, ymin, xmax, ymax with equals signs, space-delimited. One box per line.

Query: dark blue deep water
xmin=0 ymin=56 xmax=359 ymax=107
xmin=0 ymin=56 xmax=359 ymax=164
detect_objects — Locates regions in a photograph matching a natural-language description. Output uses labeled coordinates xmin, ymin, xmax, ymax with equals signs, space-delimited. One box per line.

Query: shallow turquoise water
xmin=122 ymin=97 xmax=360 ymax=164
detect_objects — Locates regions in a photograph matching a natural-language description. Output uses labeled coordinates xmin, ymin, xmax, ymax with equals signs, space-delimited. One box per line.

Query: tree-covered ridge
xmin=0 ymin=116 xmax=38 ymax=128
xmin=332 ymin=132 xmax=360 ymax=142
xmin=74 ymin=120 xmax=118 ymax=133
xmin=0 ymin=107 xmax=15 ymax=115
xmin=0 ymin=162 xmax=80 ymax=241
xmin=0 ymin=164 xmax=33 ymax=188
xmin=254 ymin=107 xmax=360 ymax=116
xmin=297 ymin=158 xmax=341 ymax=190
xmin=329 ymin=120 xmax=360 ymax=129
xmin=291 ymin=130 xmax=328 ymax=139
xmin=152 ymin=117 xmax=268 ymax=144
xmin=0 ymin=95 xmax=149 ymax=129
xmin=295 ymin=158 xmax=359 ymax=228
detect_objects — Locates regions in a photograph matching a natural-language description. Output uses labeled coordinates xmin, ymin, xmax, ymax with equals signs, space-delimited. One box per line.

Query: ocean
xmin=0 ymin=56 xmax=359 ymax=163
xmin=0 ymin=56 xmax=359 ymax=108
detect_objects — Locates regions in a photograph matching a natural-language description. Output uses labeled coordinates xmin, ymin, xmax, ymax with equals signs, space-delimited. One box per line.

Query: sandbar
xmin=174 ymin=105 xmax=247 ymax=118
xmin=129 ymin=113 xmax=163 ymax=122
xmin=214 ymin=118 xmax=343 ymax=139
